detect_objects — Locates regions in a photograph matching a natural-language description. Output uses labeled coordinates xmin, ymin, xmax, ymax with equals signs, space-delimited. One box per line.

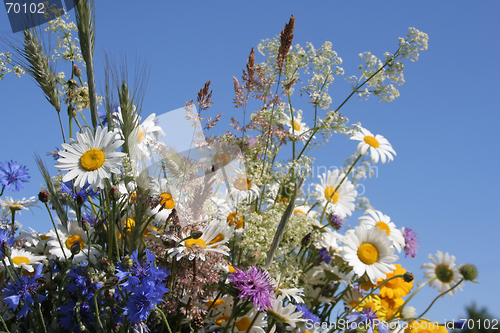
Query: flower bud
xmin=70 ymin=241 xmax=81 ymax=256
xmin=1 ymin=241 xmax=12 ymax=258
xmin=109 ymin=186 xmax=121 ymax=201
xmin=68 ymin=78 xmax=79 ymax=87
xmin=401 ymin=306 xmax=417 ymax=319
xmin=73 ymin=64 xmax=82 ymax=78
xmin=459 ymin=264 xmax=478 ymax=281
xmin=190 ymin=231 xmax=203 ymax=239
xmin=403 ymin=272 xmax=415 ymax=282
xmin=81 ymin=219 xmax=91 ymax=232
xmin=38 ymin=190 xmax=50 ymax=203
xmin=328 ymin=213 xmax=343 ymax=231
xmin=301 ymin=232 xmax=312 ymax=247
xmin=121 ymin=256 xmax=133 ymax=269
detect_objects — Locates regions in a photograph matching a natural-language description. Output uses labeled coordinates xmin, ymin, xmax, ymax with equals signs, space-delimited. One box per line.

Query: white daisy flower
xmin=350 ymin=126 xmax=396 ymax=164
xmin=358 ymin=209 xmax=405 ymax=253
xmin=340 ymin=225 xmax=398 ymax=284
xmin=281 ymin=109 xmax=312 ymax=141
xmin=421 ymin=251 xmax=463 ymax=297
xmin=15 ymin=228 xmax=50 ymax=255
xmin=167 ymin=219 xmax=234 ymax=261
xmin=227 ymin=171 xmax=260 ymax=204
xmin=4 ymin=248 xmax=45 ymax=273
xmin=267 ymin=295 xmax=305 ymax=328
xmin=55 ymin=126 xmax=126 ymax=190
xmin=147 ymin=178 xmax=175 ymax=224
xmin=271 ymin=275 xmax=305 ymax=303
xmin=313 ymin=170 xmax=357 ymax=218
xmin=128 ymin=113 xmax=165 ymax=161
xmin=46 ymin=220 xmax=99 ymax=264
xmin=0 ymin=196 xmax=37 ymax=214
xmin=320 ymin=262 xmax=354 ymax=286
xmin=314 ymin=228 xmax=343 ymax=253
xmin=342 ymin=286 xmax=364 ymax=310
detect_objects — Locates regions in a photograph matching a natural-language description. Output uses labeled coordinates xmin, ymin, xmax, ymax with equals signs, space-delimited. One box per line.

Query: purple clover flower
xmin=0 ymin=160 xmax=30 ymax=192
xmin=403 ymin=227 xmax=419 ymax=258
xmin=328 ymin=213 xmax=343 ymax=230
xmin=2 ymin=264 xmax=45 ymax=318
xmin=228 ymin=265 xmax=275 ymax=311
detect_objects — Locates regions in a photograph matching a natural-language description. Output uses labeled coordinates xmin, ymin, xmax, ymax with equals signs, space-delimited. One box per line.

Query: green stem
xmin=415 ymin=279 xmax=464 ymax=320
xmin=394 ymin=277 xmax=437 ymax=318
xmin=44 ymin=202 xmax=68 ymax=261
xmin=0 ymin=312 xmax=11 ymax=333
xmin=245 ymin=311 xmax=260 ymax=333
xmin=155 ymin=306 xmax=172 ymax=333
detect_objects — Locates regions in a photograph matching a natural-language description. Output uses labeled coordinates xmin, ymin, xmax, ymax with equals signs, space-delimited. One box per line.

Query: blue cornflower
xmin=82 ymin=212 xmax=100 ymax=226
xmin=296 ymin=304 xmax=320 ymax=324
xmin=123 ymin=284 xmax=162 ymax=324
xmin=97 ymin=111 xmax=108 ymax=126
xmin=67 ymin=265 xmax=103 ymax=301
xmin=46 ymin=148 xmax=61 ymax=160
xmin=117 ymin=249 xmax=170 ymax=324
xmin=0 ymin=228 xmax=15 ymax=258
xmin=346 ymin=308 xmax=389 ymax=333
xmin=0 ymin=160 xmax=30 ymax=192
xmin=58 ymin=300 xmax=94 ymax=332
xmin=117 ymin=249 xmax=170 ymax=292
xmin=2 ymin=264 xmax=45 ymax=318
xmin=318 ymin=247 xmax=331 ymax=263
xmin=61 ymin=181 xmax=99 ymax=205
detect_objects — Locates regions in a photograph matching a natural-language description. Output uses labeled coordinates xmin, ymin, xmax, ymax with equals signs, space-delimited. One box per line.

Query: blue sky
xmin=1 ymin=0 xmax=499 ymax=322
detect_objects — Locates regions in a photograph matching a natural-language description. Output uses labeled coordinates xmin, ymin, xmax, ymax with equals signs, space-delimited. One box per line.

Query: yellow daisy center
xmin=159 ymin=193 xmax=175 ymax=209
xmin=324 ymin=187 xmax=339 ymax=203
xmin=364 ymin=136 xmax=380 ymax=148
xmin=228 ymin=265 xmax=236 ymax=273
xmin=40 ymin=235 xmax=49 ymax=241
xmin=227 ymin=212 xmax=244 ymax=229
xmin=294 ymin=208 xmax=305 ymax=215
xmin=80 ymin=148 xmax=105 ymax=171
xmin=215 ymin=316 xmax=230 ymax=326
xmin=234 ymin=177 xmax=252 ymax=191
xmin=350 ymin=300 xmax=360 ymax=308
xmin=185 ymin=238 xmax=207 ymax=249
xmin=12 ymin=256 xmax=31 ymax=266
xmin=375 ymin=221 xmax=390 ymax=235
xmin=65 ymin=235 xmax=85 ymax=249
xmin=235 ymin=317 xmax=251 ymax=331
xmin=435 ymin=264 xmax=453 ymax=283
xmin=292 ymin=120 xmax=301 ymax=131
xmin=357 ymin=242 xmax=379 ymax=265
xmin=137 ymin=129 xmax=145 ymax=143
xmin=277 ymin=197 xmax=288 ymax=203
xmin=206 ymin=299 xmax=225 ymax=308
xmin=214 ymin=151 xmax=230 ymax=167
xmin=209 ymin=233 xmax=224 ymax=245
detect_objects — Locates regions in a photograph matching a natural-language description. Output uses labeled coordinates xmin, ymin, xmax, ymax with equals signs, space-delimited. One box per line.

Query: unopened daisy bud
xmin=301 ymin=232 xmax=312 ymax=247
xmin=403 ymin=272 xmax=415 ymax=282
xmin=121 ymin=256 xmax=133 ymax=269
xmin=81 ymin=219 xmax=91 ymax=232
xmin=67 ymin=105 xmax=77 ymax=118
xmin=109 ymin=186 xmax=120 ymax=201
xmin=401 ymin=306 xmax=417 ymax=319
xmin=1 ymin=241 xmax=12 ymax=258
xmin=73 ymin=64 xmax=82 ymax=78
xmin=190 ymin=231 xmax=203 ymax=239
xmin=70 ymin=241 xmax=81 ymax=256
xmin=38 ymin=190 xmax=50 ymax=203
xmin=68 ymin=78 xmax=79 ymax=87
xmin=459 ymin=264 xmax=478 ymax=281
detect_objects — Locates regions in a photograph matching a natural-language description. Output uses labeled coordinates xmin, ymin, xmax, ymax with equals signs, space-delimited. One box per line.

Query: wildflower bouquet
xmin=0 ymin=3 xmax=478 ymax=333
